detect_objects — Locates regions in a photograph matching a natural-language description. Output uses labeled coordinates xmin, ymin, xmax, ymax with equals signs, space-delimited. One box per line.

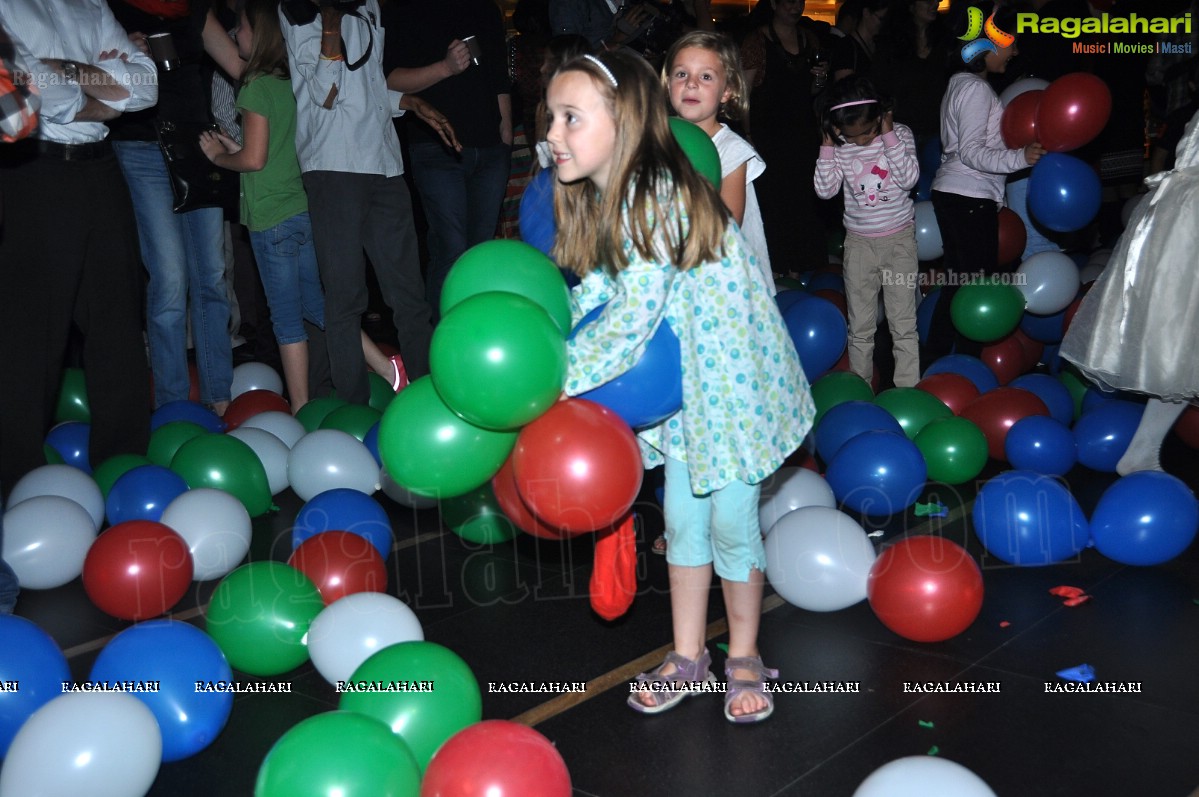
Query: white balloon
xmin=0 ymin=692 xmax=162 ymax=797
xmin=380 ymin=468 xmax=440 ymax=509
xmin=7 ymin=464 xmax=103 ymax=530
xmin=764 ymin=506 xmax=876 ymax=612
xmin=238 ymin=410 xmax=306 ymax=449
xmin=853 ymin=756 xmax=997 ymax=797
xmin=998 ymin=76 xmax=1049 ymax=107
xmin=160 ymin=489 xmax=252 ymax=581
xmin=227 ymin=427 xmax=290 ymax=495
xmin=914 ymin=201 xmax=943 ymax=261
xmin=2 ymin=496 xmax=97 ymax=589
xmin=1015 ymin=251 xmax=1080 ymax=315
xmin=230 ymin=362 xmax=284 ymax=399
xmin=306 ymin=593 xmax=424 ymax=685
xmin=288 ymin=429 xmax=381 ymax=502
xmin=759 ymin=467 xmax=836 ymax=536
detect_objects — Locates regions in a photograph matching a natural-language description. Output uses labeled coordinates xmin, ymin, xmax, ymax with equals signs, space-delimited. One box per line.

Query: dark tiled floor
xmin=5 ymin=434 xmax=1199 ymax=797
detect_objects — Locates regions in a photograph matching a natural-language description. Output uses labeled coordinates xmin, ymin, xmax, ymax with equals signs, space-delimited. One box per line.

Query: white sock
xmin=1116 ymin=398 xmax=1187 ymax=476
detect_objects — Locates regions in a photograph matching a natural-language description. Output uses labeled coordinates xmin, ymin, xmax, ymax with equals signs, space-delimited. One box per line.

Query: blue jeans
xmin=408 ymin=142 xmax=511 ymax=316
xmin=249 ymin=212 xmax=325 ymax=345
xmin=113 ymin=140 xmax=233 ymax=407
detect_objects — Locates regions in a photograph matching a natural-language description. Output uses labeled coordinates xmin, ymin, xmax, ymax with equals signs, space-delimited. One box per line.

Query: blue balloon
xmin=1090 ymin=472 xmax=1199 ymax=565
xmin=1028 ymin=153 xmax=1102 ymax=233
xmin=151 ymin=400 xmax=225 ymax=433
xmin=106 ymin=464 xmax=190 ymax=524
xmin=972 ymin=470 xmax=1088 ymax=565
xmin=0 ymin=615 xmax=70 ymax=757
xmin=916 ymin=289 xmax=940 ymax=345
xmin=825 ymin=430 xmax=926 ymax=516
xmin=923 ymin=354 xmax=999 ymax=393
xmin=45 ymin=421 xmax=91 ymax=473
xmin=1040 ymin=342 xmax=1063 ymax=374
xmin=914 ymin=135 xmax=942 ymax=202
xmin=815 ymin=400 xmax=904 ymax=463
xmin=363 ymin=421 xmax=382 ymax=467
xmin=519 ymin=168 xmax=557 ymax=258
xmin=1073 ymin=400 xmax=1144 ymax=472
xmin=782 ymin=294 xmax=848 ymax=382
xmin=1019 ymin=307 xmax=1067 ymax=343
xmin=1081 ymin=386 xmax=1116 ymax=415
xmin=1004 ymin=416 xmax=1077 ymax=476
xmin=90 ymin=619 xmax=233 ymax=762
xmin=807 ymin=271 xmax=845 ymax=294
xmin=776 ymin=289 xmax=808 ymax=314
xmin=571 ymin=303 xmax=683 ymax=430
xmin=293 ymin=488 xmax=393 ymax=559
xmin=1009 ymin=374 xmax=1074 ymax=426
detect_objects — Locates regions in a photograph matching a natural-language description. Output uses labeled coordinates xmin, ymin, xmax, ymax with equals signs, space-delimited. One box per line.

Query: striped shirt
xmin=0 ymin=25 xmax=38 ymax=142
xmin=814 ymin=123 xmax=920 ymax=237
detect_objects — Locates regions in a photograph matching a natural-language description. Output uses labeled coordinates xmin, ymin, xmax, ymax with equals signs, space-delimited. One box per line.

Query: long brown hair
xmin=241 ymin=0 xmax=289 ymax=84
xmin=548 ymin=50 xmax=728 ymax=277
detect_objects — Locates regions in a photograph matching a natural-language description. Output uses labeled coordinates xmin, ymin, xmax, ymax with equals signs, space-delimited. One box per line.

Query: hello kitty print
xmin=813 ymin=122 xmax=922 ymax=236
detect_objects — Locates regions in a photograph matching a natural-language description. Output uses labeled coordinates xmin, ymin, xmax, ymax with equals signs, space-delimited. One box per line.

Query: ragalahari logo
xmin=959 ymin=7 xmax=1015 ymax=63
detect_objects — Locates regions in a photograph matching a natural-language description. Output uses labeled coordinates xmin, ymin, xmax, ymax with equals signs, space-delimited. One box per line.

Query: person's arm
xmin=199 ymin=110 xmax=267 ymax=172
xmin=690 ymin=0 xmax=715 ymax=31
xmin=954 ymin=81 xmax=1040 ymax=174
xmin=398 ymin=93 xmax=461 ymax=152
xmin=203 ymin=8 xmax=244 ymax=82
xmin=881 ymin=120 xmax=921 ymax=191
xmin=813 ymin=134 xmax=844 ymax=199
xmin=80 ymin=1 xmax=158 ymax=113
xmin=281 ymin=6 xmax=345 ymax=111
xmin=385 ymin=40 xmax=469 ymax=93
xmin=721 ymin=160 xmax=749 ymax=225
xmin=498 ymin=91 xmax=512 ymax=146
xmin=1 ymin=25 xmax=41 ymax=141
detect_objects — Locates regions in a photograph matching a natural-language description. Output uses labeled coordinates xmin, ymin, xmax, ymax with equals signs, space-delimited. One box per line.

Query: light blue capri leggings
xmin=662 ymin=456 xmax=765 ymax=583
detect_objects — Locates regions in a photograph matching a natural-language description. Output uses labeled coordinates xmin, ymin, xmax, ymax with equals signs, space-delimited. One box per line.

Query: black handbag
xmin=155 ymin=120 xmax=233 ymax=213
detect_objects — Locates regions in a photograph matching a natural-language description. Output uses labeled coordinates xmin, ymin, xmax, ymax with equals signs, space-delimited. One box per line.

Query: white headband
xmin=583 ymin=54 xmax=618 ymax=88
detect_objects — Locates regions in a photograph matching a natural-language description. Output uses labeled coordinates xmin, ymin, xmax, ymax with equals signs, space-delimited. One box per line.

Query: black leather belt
xmin=36 ymin=139 xmax=113 ymax=161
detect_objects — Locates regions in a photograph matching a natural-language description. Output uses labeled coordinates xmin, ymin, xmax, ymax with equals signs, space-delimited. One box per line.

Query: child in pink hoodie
xmin=814 ymin=76 xmax=921 ymax=387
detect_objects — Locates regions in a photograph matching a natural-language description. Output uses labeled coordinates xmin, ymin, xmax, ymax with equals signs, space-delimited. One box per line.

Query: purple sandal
xmin=724 ymin=656 xmax=779 ymax=723
xmin=627 ymin=648 xmax=716 ymax=715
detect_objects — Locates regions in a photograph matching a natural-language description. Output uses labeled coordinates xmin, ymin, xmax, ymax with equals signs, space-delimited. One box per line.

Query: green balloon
xmin=914 ymin=416 xmax=988 ymax=485
xmin=93 ymin=453 xmax=154 ymax=500
xmin=1057 ymin=369 xmax=1088 ymax=421
xmin=811 ymin=371 xmax=874 ymax=425
xmin=441 ymin=239 xmax=572 ymax=335
xmin=206 ymin=562 xmax=324 ymax=676
xmin=170 ymin=433 xmax=273 ymax=516
xmin=439 ymin=483 xmax=517 ymax=544
xmin=255 ymin=711 xmax=421 ymax=797
xmin=321 ymin=404 xmax=383 ymax=443
xmin=378 ymin=377 xmax=517 ymax=499
xmin=873 ymin=387 xmax=953 ymax=439
xmin=147 ymin=420 xmax=208 ymax=467
xmin=430 ymin=292 xmax=566 ymax=430
xmin=295 ymin=396 xmax=350 ymax=432
xmin=668 ymin=116 xmax=721 ymax=188
xmin=368 ymin=372 xmax=396 ymax=413
xmin=774 ymin=277 xmax=805 ymax=292
xmin=950 ymin=279 xmax=1026 ymax=342
xmin=827 ymin=226 xmax=846 ymax=258
xmin=55 ymin=367 xmax=91 ymax=424
xmin=42 ymin=445 xmax=65 ymax=465
xmin=339 ymin=641 xmax=481 ymax=773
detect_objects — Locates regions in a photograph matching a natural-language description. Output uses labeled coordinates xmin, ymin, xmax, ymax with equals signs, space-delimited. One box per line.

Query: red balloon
xmin=996 ymin=207 xmax=1027 ymax=266
xmin=1061 ymin=285 xmax=1090 ymax=335
xmin=980 ymin=333 xmax=1028 ymax=385
xmin=783 ymin=446 xmax=821 ymax=473
xmin=188 ymin=362 xmax=201 ymax=403
xmin=959 ymin=387 xmax=1050 ymax=460
xmin=493 ymin=457 xmax=565 ymax=539
xmin=1011 ymin=328 xmax=1044 ymax=371
xmin=512 ymin=399 xmax=643 ymax=534
xmin=867 ymin=536 xmax=984 ymax=642
xmin=222 ymin=389 xmax=292 ymax=430
xmin=1036 ymin=73 xmax=1112 ymax=152
xmin=812 ymin=289 xmax=848 ymax=321
xmin=915 ymin=372 xmax=979 ymax=416
xmin=1001 ymin=88 xmax=1042 ymax=148
xmin=1173 ymin=404 xmax=1199 ymax=449
xmin=421 ymin=720 xmax=572 ymax=797
xmin=82 ymin=520 xmax=193 ymax=620
xmin=288 ymin=530 xmax=387 ymax=605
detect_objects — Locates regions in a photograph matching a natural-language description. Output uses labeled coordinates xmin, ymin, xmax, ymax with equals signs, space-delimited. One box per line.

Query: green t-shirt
xmin=236 ymin=74 xmax=308 ymax=232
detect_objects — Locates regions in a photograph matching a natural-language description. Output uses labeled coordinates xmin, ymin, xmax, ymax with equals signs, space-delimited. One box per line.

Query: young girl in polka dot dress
xmin=546 ymin=50 xmax=815 ymax=723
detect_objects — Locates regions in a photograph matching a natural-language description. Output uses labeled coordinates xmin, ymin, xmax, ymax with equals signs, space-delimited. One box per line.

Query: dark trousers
xmin=303 ymin=171 xmax=433 ymax=406
xmin=0 ymin=143 xmax=151 ymax=494
xmin=925 ymin=190 xmax=1001 ymax=363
